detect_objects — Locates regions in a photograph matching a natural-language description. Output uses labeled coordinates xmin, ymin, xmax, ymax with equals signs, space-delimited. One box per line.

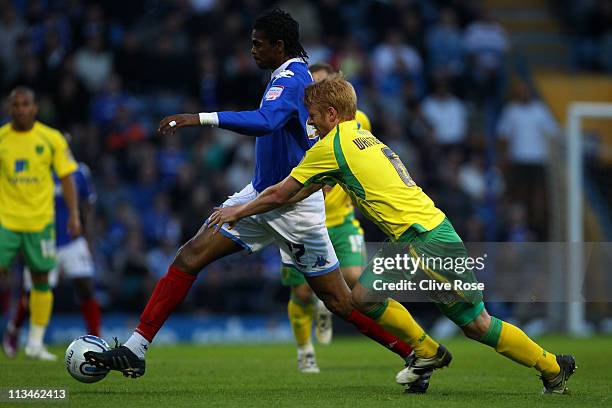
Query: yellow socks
xmin=28 ymin=287 xmax=53 ymax=347
xmin=288 ymin=299 xmax=314 ymax=347
xmin=534 ymin=349 xmax=561 ymax=379
xmin=376 ymin=299 xmax=439 ymax=358
xmin=480 ymin=317 xmax=560 ymax=378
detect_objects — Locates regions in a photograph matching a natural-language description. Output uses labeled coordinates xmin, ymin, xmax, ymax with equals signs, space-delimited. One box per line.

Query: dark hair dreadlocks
xmin=253 ymin=8 xmax=308 ymax=61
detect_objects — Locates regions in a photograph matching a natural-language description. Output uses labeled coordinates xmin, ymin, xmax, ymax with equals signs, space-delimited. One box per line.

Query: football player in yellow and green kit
xmin=0 ymin=87 xmax=80 ymax=361
xmin=279 ymin=62 xmax=369 ymax=373
xmin=208 ymin=74 xmax=576 ymax=394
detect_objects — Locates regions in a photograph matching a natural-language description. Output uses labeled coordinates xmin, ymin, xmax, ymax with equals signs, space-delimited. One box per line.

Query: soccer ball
xmin=65 ymin=335 xmax=110 ymax=383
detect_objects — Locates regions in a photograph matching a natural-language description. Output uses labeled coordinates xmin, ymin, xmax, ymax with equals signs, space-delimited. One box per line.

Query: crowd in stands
xmin=0 ymin=0 xmax=570 ymax=315
xmin=553 ymin=0 xmax=612 ymax=71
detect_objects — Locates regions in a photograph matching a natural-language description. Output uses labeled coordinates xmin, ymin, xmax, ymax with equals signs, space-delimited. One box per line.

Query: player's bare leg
xmin=306 ymin=272 xmax=434 ymax=392
xmin=85 ymin=225 xmax=242 ymax=378
xmin=314 ymin=265 xmax=360 ymax=345
xmin=460 ymin=309 xmax=576 ymax=394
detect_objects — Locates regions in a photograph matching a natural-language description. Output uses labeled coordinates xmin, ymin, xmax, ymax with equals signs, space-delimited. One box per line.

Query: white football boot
xmin=297 ymin=350 xmax=320 ymax=374
xmin=25 ymin=344 xmax=58 ymax=361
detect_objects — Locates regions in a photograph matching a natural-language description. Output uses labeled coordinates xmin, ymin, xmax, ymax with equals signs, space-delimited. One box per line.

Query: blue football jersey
xmin=217 ymin=58 xmax=317 ymax=192
xmin=54 ymin=163 xmax=96 ymax=247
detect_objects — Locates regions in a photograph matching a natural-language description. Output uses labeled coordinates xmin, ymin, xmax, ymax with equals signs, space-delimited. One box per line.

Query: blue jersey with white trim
xmin=54 ymin=162 xmax=96 ymax=247
xmin=217 ymin=58 xmax=316 ymax=192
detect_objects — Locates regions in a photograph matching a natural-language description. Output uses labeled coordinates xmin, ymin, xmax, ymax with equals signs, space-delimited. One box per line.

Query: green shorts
xmin=280 ymin=215 xmax=366 ymax=286
xmin=359 ymin=218 xmax=484 ymax=326
xmin=0 ymin=223 xmax=56 ymax=273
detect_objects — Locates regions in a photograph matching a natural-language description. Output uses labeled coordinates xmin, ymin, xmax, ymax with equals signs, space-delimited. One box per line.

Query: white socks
xmin=297 ymin=342 xmax=314 ymax=356
xmin=27 ymin=324 xmax=45 ymax=348
xmin=124 ymin=332 xmax=149 ymax=360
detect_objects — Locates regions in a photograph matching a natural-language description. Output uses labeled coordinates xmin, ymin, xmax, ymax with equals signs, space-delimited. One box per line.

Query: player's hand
xmin=206 ymin=205 xmax=245 ymax=233
xmin=158 ymin=114 xmax=200 ymax=136
xmin=67 ymin=214 xmax=82 ymax=237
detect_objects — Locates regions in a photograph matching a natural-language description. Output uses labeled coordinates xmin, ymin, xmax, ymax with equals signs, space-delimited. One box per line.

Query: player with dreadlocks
xmin=85 ymin=9 xmax=434 ymax=393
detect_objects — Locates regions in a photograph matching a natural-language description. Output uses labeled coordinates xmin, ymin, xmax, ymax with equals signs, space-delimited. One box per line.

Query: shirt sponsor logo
xmin=265 ymin=86 xmax=284 ymax=101
xmin=14 ymin=159 xmax=28 ymax=173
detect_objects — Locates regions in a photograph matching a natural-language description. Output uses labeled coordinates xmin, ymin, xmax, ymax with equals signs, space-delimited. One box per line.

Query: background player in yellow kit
xmin=0 ymin=87 xmax=80 ymax=361
xmin=280 ymin=63 xmax=369 ymax=373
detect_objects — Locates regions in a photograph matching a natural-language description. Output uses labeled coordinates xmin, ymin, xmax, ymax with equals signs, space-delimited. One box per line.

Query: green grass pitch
xmin=1 ymin=336 xmax=609 ymax=407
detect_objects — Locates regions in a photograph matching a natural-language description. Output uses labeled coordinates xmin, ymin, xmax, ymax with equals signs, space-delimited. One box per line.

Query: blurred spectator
xmin=142 ymin=192 xmax=182 ymax=247
xmin=226 ymin=141 xmax=255 ymax=193
xmin=463 ymin=6 xmax=509 ymax=102
xmin=53 ymin=69 xmax=89 ymax=128
xmin=505 ymin=203 xmax=537 ymax=242
xmin=372 ymin=30 xmax=424 ymax=98
xmin=0 ymin=2 xmax=26 ymax=81
xmin=421 ymin=75 xmax=467 ymax=149
xmin=464 ymin=7 xmax=509 ymax=74
xmin=147 ymin=235 xmax=180 ymax=280
xmin=128 ymin=151 xmax=161 ymax=210
xmin=74 ymin=30 xmax=113 ymax=92
xmin=157 ymin=134 xmax=189 ymax=186
xmin=90 ymin=74 xmax=133 ymax=127
xmin=425 ymin=7 xmax=465 ymax=78
xmin=497 ymin=81 xmax=559 ymax=238
xmin=114 ymin=31 xmax=145 ymax=91
xmin=279 ymin=0 xmax=321 ymax=43
xmin=112 ymin=229 xmax=154 ymax=311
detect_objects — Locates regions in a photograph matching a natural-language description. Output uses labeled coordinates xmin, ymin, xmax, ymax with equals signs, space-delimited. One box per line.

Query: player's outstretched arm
xmin=158 ymin=113 xmax=201 ymax=136
xmin=286 ymin=182 xmax=323 ymax=204
xmin=158 ymin=108 xmax=286 ymax=138
xmin=207 ymin=176 xmax=317 ymax=231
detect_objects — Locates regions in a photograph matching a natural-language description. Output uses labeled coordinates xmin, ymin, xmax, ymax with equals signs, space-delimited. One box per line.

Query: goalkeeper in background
xmin=281 ymin=62 xmax=369 ymax=373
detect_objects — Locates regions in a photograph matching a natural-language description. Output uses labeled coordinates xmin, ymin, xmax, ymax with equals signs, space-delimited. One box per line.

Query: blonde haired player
xmin=209 ymin=74 xmax=576 ymax=394
xmin=279 ymin=62 xmax=369 ymax=373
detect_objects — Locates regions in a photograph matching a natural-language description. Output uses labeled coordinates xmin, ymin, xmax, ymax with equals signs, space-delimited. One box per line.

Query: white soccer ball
xmin=65 ymin=335 xmax=110 ymax=383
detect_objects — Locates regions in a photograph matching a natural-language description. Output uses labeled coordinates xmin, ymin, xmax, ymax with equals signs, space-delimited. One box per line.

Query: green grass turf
xmin=0 ymin=336 xmax=609 ymax=407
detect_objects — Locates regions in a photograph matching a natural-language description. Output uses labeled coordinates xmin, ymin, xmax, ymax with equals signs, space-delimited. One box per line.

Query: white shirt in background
xmin=497 ymin=100 xmax=559 ymax=164
xmin=421 ymin=95 xmax=467 ymax=144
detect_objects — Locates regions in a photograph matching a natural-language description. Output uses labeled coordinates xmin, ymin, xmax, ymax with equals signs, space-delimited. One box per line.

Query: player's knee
xmin=341 ymin=267 xmax=361 ymax=289
xmin=349 ymin=283 xmax=368 ymax=311
xmin=461 ymin=311 xmax=491 ymax=340
xmin=173 ymin=241 xmax=204 ymax=275
xmin=30 ymin=272 xmax=49 ymax=285
xmin=321 ymin=293 xmax=352 ymax=318
xmin=292 ymin=284 xmax=314 ymax=305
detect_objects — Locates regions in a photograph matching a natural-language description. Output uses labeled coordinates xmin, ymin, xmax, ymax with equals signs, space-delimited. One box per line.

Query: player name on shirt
xmin=352 ymin=135 xmax=383 ymax=150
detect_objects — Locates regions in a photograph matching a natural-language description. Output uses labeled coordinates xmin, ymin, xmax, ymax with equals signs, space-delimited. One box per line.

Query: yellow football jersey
xmin=292 ymin=120 xmax=445 ymax=240
xmin=323 ymin=110 xmax=371 ymax=228
xmin=0 ymin=121 xmax=77 ymax=231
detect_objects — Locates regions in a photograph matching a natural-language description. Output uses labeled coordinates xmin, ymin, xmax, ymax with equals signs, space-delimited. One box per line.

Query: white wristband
xmin=199 ymin=112 xmax=219 ymax=126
